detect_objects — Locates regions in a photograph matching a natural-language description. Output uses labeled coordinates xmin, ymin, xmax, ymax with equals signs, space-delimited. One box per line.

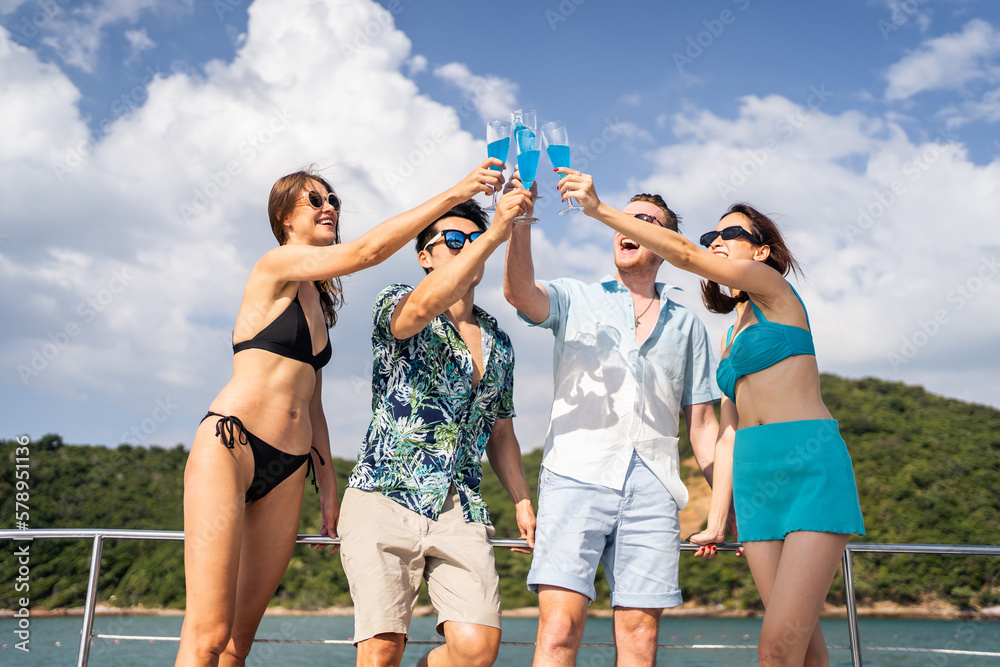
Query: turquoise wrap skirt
xmin=732 ymin=419 xmax=865 ymax=543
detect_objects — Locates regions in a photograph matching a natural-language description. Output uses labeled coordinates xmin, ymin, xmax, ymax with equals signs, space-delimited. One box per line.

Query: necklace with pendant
xmin=634 ymin=297 xmax=656 ymax=327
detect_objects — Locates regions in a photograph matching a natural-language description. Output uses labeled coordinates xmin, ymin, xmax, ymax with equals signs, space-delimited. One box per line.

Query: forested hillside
xmin=2 ymin=375 xmax=998 ymax=612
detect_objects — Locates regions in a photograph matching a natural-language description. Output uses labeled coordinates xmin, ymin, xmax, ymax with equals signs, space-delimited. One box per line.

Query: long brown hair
xmin=267 ymin=170 xmax=344 ymax=328
xmin=701 ymin=203 xmax=802 ymax=314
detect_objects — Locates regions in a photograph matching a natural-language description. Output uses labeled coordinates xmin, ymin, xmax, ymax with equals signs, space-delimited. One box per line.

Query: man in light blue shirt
xmin=504 ymin=191 xmax=723 ymax=667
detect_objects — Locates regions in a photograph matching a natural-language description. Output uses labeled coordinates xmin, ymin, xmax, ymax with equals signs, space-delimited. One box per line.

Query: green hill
xmin=2 ymin=374 xmax=998 ymax=612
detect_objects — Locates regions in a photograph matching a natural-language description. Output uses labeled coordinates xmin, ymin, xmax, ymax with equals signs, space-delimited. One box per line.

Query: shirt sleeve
xmin=516 ymin=278 xmax=567 ymax=334
xmin=497 ymin=335 xmax=516 ymax=419
xmin=371 ymin=284 xmax=414 ymax=343
xmin=682 ymin=314 xmax=722 ymax=406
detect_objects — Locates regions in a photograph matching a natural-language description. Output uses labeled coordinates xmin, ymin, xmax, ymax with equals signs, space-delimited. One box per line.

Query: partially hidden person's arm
xmin=309 ymin=369 xmax=340 ymax=553
xmin=685 ymin=401 xmax=720 ymax=486
xmin=485 ymin=417 xmax=535 ymax=553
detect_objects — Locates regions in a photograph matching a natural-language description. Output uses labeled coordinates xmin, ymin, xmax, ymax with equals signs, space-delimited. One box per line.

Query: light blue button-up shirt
xmin=518 ymin=275 xmax=720 ymax=507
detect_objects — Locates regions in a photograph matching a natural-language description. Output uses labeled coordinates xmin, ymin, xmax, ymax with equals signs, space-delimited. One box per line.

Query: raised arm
xmin=390 ymin=188 xmax=530 ymax=339
xmin=485 ymin=417 xmax=535 ymax=553
xmin=557 ymin=169 xmax=785 ymax=298
xmin=501 ymin=171 xmax=549 ymax=323
xmin=503 ymin=222 xmax=550 ymax=324
xmin=257 ymin=159 xmax=505 ymax=283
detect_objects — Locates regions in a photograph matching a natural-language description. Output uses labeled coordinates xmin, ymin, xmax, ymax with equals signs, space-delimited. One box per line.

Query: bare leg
xmin=418 ymin=622 xmax=500 ymax=667
xmin=612 ymin=607 xmax=662 ymax=667
xmin=743 ymin=532 xmax=849 ymax=667
xmin=219 ymin=468 xmax=307 ymax=666
xmin=356 ymin=633 xmax=406 ymax=667
xmin=175 ymin=422 xmax=254 ymax=666
xmin=531 ymin=585 xmax=590 ymax=667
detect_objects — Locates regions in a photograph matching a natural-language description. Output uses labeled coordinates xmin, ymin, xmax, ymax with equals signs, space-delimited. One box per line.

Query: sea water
xmin=2 ymin=615 xmax=998 ymax=666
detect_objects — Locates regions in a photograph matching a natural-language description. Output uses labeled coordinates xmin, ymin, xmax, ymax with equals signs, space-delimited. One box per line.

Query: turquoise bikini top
xmin=716 ymin=284 xmax=815 ymax=402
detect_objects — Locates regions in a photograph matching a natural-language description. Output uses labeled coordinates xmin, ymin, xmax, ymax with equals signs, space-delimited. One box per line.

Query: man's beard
xmin=615 ymin=248 xmax=661 ymax=276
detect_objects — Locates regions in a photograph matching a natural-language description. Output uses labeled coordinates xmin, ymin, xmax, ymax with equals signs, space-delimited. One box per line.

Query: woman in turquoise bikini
xmin=556 ymin=170 xmax=864 ymax=667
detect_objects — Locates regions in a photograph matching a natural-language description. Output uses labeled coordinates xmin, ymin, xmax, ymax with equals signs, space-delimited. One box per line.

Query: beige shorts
xmin=338 ymin=487 xmax=500 ymax=643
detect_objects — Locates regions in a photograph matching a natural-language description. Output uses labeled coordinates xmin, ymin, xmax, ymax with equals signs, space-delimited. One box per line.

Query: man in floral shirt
xmin=339 ymin=192 xmax=536 ymax=667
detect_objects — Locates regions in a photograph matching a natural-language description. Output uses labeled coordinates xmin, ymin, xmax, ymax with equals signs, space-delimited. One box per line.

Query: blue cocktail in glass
xmin=514 ymin=128 xmax=540 ymax=224
xmin=540 ymin=120 xmax=583 ymax=215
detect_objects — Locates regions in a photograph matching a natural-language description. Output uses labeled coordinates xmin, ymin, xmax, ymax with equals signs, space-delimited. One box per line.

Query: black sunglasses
xmin=699 ymin=226 xmax=762 ymax=247
xmin=633 ymin=213 xmax=662 ymax=225
xmin=306 ymin=190 xmax=342 ymax=212
xmin=423 ymin=229 xmax=484 ymax=251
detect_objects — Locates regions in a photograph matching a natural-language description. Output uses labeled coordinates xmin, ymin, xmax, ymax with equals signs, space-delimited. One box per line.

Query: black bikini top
xmin=233 ymin=294 xmax=331 ymax=371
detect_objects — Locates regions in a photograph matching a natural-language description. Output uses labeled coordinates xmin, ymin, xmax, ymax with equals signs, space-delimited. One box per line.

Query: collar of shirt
xmin=599 ymin=274 xmax=682 ymax=298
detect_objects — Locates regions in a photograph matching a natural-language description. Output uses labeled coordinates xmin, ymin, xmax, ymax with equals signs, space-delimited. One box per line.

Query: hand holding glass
xmin=485 ymin=120 xmax=511 ymax=212
xmin=540 ymin=121 xmax=583 ymax=215
xmin=513 ymin=129 xmax=540 ymax=224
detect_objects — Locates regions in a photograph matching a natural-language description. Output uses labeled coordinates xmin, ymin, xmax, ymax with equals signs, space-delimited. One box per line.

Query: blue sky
xmin=2 ymin=0 xmax=999 ymax=455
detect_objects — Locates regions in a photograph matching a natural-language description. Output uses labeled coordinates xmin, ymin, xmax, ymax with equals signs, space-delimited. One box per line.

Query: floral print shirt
xmin=347 ymin=284 xmax=516 ymax=524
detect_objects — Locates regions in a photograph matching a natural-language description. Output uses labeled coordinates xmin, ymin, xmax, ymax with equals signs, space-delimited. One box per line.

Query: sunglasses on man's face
xmin=423 ymin=229 xmax=484 ymax=251
xmin=699 ymin=225 xmax=762 ymax=248
xmin=305 ymin=190 xmax=342 ymax=212
xmin=632 ymin=213 xmax=662 ymax=225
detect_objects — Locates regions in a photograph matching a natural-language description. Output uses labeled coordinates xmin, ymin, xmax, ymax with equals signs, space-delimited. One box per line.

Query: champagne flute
xmin=485 ymin=120 xmax=511 ymax=212
xmin=511 ymin=109 xmax=542 ymax=201
xmin=514 ymin=128 xmax=540 ymax=224
xmin=540 ymin=121 xmax=583 ymax=215
xmin=510 ymin=108 xmax=536 ymax=135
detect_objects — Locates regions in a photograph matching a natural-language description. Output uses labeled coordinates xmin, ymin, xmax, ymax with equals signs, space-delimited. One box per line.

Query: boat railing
xmin=2 ymin=528 xmax=999 ymax=666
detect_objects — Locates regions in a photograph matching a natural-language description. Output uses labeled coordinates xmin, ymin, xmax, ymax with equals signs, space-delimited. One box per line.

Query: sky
xmin=1 ymin=0 xmax=999 ymax=458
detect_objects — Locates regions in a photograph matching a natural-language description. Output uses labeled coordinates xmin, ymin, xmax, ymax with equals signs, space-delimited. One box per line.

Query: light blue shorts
xmin=526 ymin=451 xmax=683 ymax=609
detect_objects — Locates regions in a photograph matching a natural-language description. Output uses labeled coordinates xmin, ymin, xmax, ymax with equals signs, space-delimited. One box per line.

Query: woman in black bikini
xmin=175 ymin=160 xmax=508 ymax=666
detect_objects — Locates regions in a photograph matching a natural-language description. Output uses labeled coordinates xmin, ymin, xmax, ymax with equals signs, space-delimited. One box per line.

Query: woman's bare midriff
xmin=206 ymin=350 xmax=321 ymax=455
xmin=732 ymin=354 xmax=832 ymax=428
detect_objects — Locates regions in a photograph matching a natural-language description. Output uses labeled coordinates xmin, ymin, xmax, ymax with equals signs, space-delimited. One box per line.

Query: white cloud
xmin=0 ymin=25 xmax=84 ymax=162
xmin=407 ymin=53 xmax=427 ymax=76
xmin=964 ymin=85 xmax=1000 ymax=122
xmin=30 ymin=0 xmax=192 ymax=72
xmin=885 ymin=18 xmax=1000 ymax=101
xmin=123 ymin=27 xmax=154 ymax=63
xmin=0 ymin=0 xmax=29 ymax=15
xmin=609 ymin=120 xmax=654 ymax=144
xmin=432 ymin=61 xmax=519 ymax=124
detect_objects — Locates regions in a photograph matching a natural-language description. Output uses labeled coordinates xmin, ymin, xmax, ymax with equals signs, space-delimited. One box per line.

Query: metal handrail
xmin=2 ymin=529 xmax=999 ymax=667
